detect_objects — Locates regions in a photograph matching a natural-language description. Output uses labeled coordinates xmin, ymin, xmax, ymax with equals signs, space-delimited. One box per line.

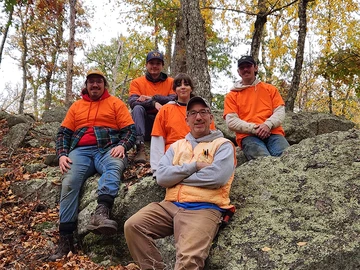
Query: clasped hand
xmin=254 ymin=123 xmax=271 ymax=139
xmin=136 ymin=95 xmax=152 ymax=102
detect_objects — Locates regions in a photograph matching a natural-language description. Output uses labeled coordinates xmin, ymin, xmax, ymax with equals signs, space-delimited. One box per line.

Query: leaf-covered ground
xmin=0 ymin=119 xmax=149 ymax=269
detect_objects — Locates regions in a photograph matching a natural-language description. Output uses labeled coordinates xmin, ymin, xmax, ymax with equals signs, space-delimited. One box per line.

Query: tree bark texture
xmin=285 ymin=0 xmax=309 ymax=112
xmin=0 ymin=4 xmax=14 ymax=66
xmin=328 ymin=80 xmax=333 ymax=114
xmin=171 ymin=12 xmax=187 ymax=76
xmin=250 ymin=0 xmax=267 ymax=62
xmin=164 ymin=27 xmax=173 ymax=75
xmin=65 ymin=0 xmax=76 ymax=108
xmin=111 ymin=38 xmax=123 ymax=95
xmin=18 ymin=4 xmax=30 ymax=114
xmin=44 ymin=4 xmax=64 ymax=111
xmin=181 ymin=0 xmax=211 ymax=100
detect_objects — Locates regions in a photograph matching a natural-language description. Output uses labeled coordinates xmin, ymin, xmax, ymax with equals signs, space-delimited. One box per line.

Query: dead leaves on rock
xmin=0 ymin=119 xmax=151 ymax=269
xmin=261 ymin=241 xmax=308 ymax=254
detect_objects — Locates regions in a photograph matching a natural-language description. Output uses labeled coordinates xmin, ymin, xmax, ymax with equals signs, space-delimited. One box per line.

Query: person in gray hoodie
xmin=124 ymin=96 xmax=236 ymax=270
xmin=223 ymin=55 xmax=289 ymax=160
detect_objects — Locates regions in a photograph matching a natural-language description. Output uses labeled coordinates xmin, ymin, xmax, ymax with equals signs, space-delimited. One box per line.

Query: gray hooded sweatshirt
xmin=156 ymin=130 xmax=235 ymax=189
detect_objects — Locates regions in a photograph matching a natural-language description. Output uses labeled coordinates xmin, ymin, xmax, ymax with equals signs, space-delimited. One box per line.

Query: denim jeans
xmin=59 ymin=145 xmax=127 ymax=223
xmin=241 ymin=134 xmax=290 ymax=160
xmin=131 ymin=105 xmax=156 ymax=143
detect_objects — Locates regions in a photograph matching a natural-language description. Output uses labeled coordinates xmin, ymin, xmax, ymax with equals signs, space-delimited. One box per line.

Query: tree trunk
xmin=27 ymin=66 xmax=41 ymax=119
xmin=341 ymin=87 xmax=351 ymax=116
xmin=328 ymin=80 xmax=333 ymax=114
xmin=0 ymin=3 xmax=14 ymax=66
xmin=285 ymin=0 xmax=309 ymax=112
xmin=111 ymin=37 xmax=123 ymax=95
xmin=164 ymin=28 xmax=173 ymax=75
xmin=44 ymin=4 xmax=64 ymax=111
xmin=19 ymin=45 xmax=27 ymax=114
xmin=181 ymin=0 xmax=211 ymax=100
xmin=65 ymin=0 xmax=76 ymax=108
xmin=18 ymin=4 xmax=30 ymax=114
xmin=171 ymin=12 xmax=187 ymax=76
xmin=250 ymin=0 xmax=267 ymax=62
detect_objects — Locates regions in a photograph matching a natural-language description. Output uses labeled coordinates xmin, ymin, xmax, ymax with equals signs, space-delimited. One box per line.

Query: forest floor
xmin=0 ymin=119 xmax=148 ymax=269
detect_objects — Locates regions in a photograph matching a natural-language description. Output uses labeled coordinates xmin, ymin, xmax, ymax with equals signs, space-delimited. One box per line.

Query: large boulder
xmin=41 ymin=107 xmax=67 ymax=123
xmin=10 ymin=167 xmax=61 ymax=208
xmin=283 ymin=111 xmax=355 ymax=144
xmin=5 ymin=108 xmax=359 ymax=268
xmin=26 ymin=122 xmax=60 ymax=148
xmin=77 ymin=129 xmax=360 ymax=269
xmin=207 ymin=128 xmax=360 ymax=269
xmin=212 ymin=110 xmax=356 ymax=146
xmin=1 ymin=122 xmax=32 ymax=149
xmin=212 ymin=109 xmax=236 ymax=145
xmin=4 ymin=113 xmax=35 ymax=128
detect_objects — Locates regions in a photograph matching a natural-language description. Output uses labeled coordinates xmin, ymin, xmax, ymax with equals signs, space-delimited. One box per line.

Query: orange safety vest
xmin=164 ymin=137 xmax=236 ymax=209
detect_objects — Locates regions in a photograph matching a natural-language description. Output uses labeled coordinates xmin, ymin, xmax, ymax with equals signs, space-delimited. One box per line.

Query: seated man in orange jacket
xmin=224 ymin=55 xmax=289 ymax=160
xmin=125 ymin=97 xmax=236 ymax=270
xmin=50 ymin=69 xmax=136 ymax=261
xmin=128 ymin=50 xmax=176 ymax=163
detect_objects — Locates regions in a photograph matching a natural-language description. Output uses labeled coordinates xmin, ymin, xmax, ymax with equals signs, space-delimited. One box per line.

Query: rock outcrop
xmin=75 ymin=129 xmax=360 ymax=269
xmin=208 ymin=128 xmax=360 ymax=270
xmin=2 ymin=108 xmax=359 ymax=269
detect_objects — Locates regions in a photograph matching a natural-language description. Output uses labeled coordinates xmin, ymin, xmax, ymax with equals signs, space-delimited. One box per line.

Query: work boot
xmin=48 ymin=234 xmax=74 ymax=261
xmin=87 ymin=204 xmax=118 ymax=235
xmin=134 ymin=143 xmax=146 ymax=163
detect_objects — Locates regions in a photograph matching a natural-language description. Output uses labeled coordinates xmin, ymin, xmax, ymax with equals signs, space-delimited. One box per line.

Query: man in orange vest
xmin=128 ymin=50 xmax=176 ymax=163
xmin=125 ymin=97 xmax=236 ymax=270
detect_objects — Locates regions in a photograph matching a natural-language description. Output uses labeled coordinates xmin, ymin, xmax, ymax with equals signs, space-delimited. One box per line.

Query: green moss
xmin=34 ymin=221 xmax=56 ymax=232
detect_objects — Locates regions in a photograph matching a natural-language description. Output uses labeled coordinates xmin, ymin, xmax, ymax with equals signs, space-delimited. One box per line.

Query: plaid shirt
xmin=56 ymin=124 xmax=136 ymax=158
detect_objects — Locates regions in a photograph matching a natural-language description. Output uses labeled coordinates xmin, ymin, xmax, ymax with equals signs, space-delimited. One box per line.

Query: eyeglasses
xmin=88 ymin=79 xmax=104 ymax=85
xmin=187 ymin=109 xmax=211 ymax=118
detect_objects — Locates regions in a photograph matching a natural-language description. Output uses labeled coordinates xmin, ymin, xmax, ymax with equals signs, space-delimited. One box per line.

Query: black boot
xmin=48 ymin=234 xmax=74 ymax=261
xmin=87 ymin=204 xmax=118 ymax=235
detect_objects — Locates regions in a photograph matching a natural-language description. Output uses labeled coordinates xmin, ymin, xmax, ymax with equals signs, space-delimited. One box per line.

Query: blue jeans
xmin=241 ymin=134 xmax=290 ymax=160
xmin=59 ymin=145 xmax=127 ymax=224
xmin=131 ymin=105 xmax=156 ymax=143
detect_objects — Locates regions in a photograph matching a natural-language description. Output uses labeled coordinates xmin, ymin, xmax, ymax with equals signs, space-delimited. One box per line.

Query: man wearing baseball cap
xmin=49 ymin=68 xmax=136 ymax=261
xmin=223 ymin=55 xmax=289 ymax=160
xmin=125 ymin=96 xmax=236 ymax=270
xmin=128 ymin=50 xmax=176 ymax=163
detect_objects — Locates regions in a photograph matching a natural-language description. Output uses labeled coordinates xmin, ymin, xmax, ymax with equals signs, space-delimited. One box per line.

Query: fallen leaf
xmin=52 ymin=179 xmax=62 ymax=185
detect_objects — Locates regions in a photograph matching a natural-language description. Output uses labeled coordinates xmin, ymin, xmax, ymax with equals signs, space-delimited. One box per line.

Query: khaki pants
xmin=124 ymin=201 xmax=223 ymax=270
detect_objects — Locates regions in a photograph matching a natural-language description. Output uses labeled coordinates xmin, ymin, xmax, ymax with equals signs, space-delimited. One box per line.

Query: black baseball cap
xmin=238 ymin=55 xmax=256 ymax=67
xmin=146 ymin=51 xmax=164 ymax=63
xmin=186 ymin=96 xmax=211 ymax=112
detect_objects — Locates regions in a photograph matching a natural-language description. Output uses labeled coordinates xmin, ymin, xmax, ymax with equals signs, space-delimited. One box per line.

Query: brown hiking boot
xmin=87 ymin=204 xmax=118 ymax=235
xmin=134 ymin=143 xmax=146 ymax=163
xmin=48 ymin=234 xmax=74 ymax=261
